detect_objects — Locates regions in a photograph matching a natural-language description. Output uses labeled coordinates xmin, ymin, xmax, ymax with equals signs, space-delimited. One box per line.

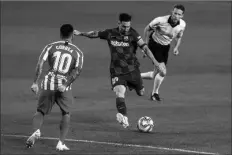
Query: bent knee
xmin=114 ymin=85 xmax=126 ymax=98
xmin=159 ymin=70 xmax=167 ymax=77
xmin=159 ymin=63 xmax=167 ymax=77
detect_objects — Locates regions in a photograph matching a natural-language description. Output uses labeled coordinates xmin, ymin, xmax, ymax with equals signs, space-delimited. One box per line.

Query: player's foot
xmin=26 ymin=129 xmax=41 ymax=148
xmin=116 ymin=113 xmax=129 ymax=128
xmin=150 ymin=93 xmax=162 ymax=101
xmin=56 ymin=140 xmax=70 ymax=151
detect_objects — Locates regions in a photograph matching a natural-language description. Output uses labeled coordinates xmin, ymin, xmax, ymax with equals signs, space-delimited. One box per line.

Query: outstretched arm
xmin=74 ymin=30 xmax=99 ymax=38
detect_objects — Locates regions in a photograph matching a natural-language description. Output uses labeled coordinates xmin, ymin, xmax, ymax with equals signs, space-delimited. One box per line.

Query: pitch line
xmin=1 ymin=134 xmax=220 ymax=155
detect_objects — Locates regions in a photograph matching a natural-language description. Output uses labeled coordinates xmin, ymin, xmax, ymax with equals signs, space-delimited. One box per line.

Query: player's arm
xmin=137 ymin=38 xmax=159 ymax=67
xmin=80 ymin=31 xmax=100 ymax=38
xmin=173 ymin=26 xmax=185 ymax=55
xmin=74 ymin=29 xmax=109 ymax=39
xmin=63 ymin=51 xmax=84 ymax=87
xmin=144 ymin=17 xmax=160 ymax=44
xmin=174 ymin=29 xmax=184 ymax=49
xmin=33 ymin=45 xmax=51 ymax=84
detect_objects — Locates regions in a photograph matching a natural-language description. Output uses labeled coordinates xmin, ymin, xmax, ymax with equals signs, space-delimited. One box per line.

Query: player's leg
xmin=151 ymin=62 xmax=166 ymax=101
xmin=114 ymin=85 xmax=129 ymax=128
xmin=129 ymin=68 xmax=145 ymax=96
xmin=151 ymin=44 xmax=169 ymax=101
xmin=111 ymin=75 xmax=129 ymax=128
xmin=141 ymin=34 xmax=158 ymax=80
xmin=55 ymin=90 xmax=73 ymax=151
xmin=26 ymin=90 xmax=55 ymax=148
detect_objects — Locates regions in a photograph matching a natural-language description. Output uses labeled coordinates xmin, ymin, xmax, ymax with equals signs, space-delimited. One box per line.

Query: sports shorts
xmin=148 ymin=36 xmax=171 ymax=65
xmin=37 ymin=90 xmax=73 ymax=115
xmin=110 ymin=68 xmax=144 ymax=94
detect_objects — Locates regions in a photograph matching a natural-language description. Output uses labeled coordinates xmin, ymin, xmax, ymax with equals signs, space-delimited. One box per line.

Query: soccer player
xmin=74 ymin=13 xmax=163 ymax=128
xmin=26 ymin=24 xmax=84 ymax=151
xmin=141 ymin=4 xmax=186 ymax=101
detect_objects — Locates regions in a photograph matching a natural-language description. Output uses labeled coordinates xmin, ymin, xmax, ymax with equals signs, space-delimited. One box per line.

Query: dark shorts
xmin=37 ymin=90 xmax=73 ymax=115
xmin=111 ymin=68 xmax=144 ymax=93
xmin=148 ymin=37 xmax=170 ymax=65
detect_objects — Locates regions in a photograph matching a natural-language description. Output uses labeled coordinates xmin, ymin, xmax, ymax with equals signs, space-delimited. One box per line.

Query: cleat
xmin=26 ymin=129 xmax=41 ymax=148
xmin=56 ymin=141 xmax=70 ymax=151
xmin=116 ymin=113 xmax=129 ymax=128
xmin=150 ymin=93 xmax=162 ymax=101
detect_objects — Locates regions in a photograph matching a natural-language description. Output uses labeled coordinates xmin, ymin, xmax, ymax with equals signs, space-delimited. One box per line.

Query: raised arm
xmin=76 ymin=30 xmax=100 ymax=38
xmin=74 ymin=29 xmax=109 ymax=40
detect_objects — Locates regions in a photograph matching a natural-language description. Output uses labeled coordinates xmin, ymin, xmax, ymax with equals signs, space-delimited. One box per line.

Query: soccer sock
xmin=59 ymin=114 xmax=70 ymax=144
xmin=32 ymin=111 xmax=44 ymax=132
xmin=141 ymin=71 xmax=154 ymax=79
xmin=152 ymin=73 xmax=164 ymax=94
xmin=116 ymin=97 xmax=127 ymax=116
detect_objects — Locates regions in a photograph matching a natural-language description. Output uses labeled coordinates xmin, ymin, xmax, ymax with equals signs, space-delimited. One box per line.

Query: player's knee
xmin=159 ymin=63 xmax=167 ymax=77
xmin=62 ymin=111 xmax=70 ymax=116
xmin=136 ymin=88 xmax=145 ymax=96
xmin=159 ymin=69 xmax=166 ymax=77
xmin=36 ymin=109 xmax=45 ymax=116
xmin=114 ymin=85 xmax=126 ymax=98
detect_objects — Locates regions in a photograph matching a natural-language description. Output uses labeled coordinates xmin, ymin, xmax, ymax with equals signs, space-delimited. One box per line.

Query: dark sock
xmin=116 ymin=97 xmax=127 ymax=115
xmin=32 ymin=111 xmax=44 ymax=132
xmin=59 ymin=114 xmax=70 ymax=143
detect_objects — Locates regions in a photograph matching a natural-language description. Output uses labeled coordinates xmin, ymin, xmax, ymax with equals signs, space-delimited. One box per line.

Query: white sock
xmin=141 ymin=71 xmax=154 ymax=79
xmin=152 ymin=73 xmax=164 ymax=94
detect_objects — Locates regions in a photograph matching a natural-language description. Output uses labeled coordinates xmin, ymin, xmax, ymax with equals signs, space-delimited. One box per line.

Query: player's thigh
xmin=37 ymin=90 xmax=55 ymax=115
xmin=127 ymin=69 xmax=145 ymax=96
xmin=111 ymin=75 xmax=127 ymax=90
xmin=55 ymin=91 xmax=74 ymax=115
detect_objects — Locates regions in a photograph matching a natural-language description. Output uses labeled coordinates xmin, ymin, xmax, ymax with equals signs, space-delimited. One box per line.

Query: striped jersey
xmin=39 ymin=41 xmax=84 ymax=91
xmin=98 ymin=27 xmax=142 ymax=76
xmin=149 ymin=15 xmax=186 ymax=45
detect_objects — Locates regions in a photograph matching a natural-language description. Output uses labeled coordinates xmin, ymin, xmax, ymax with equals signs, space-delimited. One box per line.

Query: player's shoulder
xmin=154 ymin=15 xmax=170 ymax=22
xmin=179 ymin=19 xmax=186 ymax=28
xmin=69 ymin=43 xmax=84 ymax=58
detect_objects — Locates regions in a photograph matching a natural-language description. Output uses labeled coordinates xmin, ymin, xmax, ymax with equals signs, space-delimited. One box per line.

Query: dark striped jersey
xmin=98 ymin=27 xmax=142 ymax=76
xmin=39 ymin=41 xmax=84 ymax=91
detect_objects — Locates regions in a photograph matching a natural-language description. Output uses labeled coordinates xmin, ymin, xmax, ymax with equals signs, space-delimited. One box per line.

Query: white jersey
xmin=149 ymin=15 xmax=186 ymax=45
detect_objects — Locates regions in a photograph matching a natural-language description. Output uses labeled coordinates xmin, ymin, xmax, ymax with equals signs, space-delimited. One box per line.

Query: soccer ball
xmin=137 ymin=116 xmax=154 ymax=133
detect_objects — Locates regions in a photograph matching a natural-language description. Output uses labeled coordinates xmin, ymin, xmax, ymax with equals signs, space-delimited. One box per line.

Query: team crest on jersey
xmin=124 ymin=36 xmax=129 ymax=41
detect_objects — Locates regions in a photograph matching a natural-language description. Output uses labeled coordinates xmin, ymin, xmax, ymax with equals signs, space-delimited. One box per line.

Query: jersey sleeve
xmin=177 ymin=20 xmax=186 ymax=38
xmin=75 ymin=49 xmax=84 ymax=71
xmin=131 ymin=28 xmax=142 ymax=42
xmin=98 ymin=29 xmax=110 ymax=40
xmin=149 ymin=17 xmax=162 ymax=30
xmin=39 ymin=44 xmax=53 ymax=61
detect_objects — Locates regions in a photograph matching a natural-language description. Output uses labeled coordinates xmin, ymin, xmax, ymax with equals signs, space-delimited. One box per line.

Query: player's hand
xmin=31 ymin=83 xmax=39 ymax=94
xmin=74 ymin=30 xmax=82 ymax=36
xmin=154 ymin=63 xmax=165 ymax=73
xmin=58 ymin=85 xmax=67 ymax=92
xmin=173 ymin=48 xmax=179 ymax=56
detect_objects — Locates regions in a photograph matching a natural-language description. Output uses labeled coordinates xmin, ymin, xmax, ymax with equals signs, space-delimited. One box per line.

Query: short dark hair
xmin=60 ymin=24 xmax=74 ymax=39
xmin=119 ymin=13 xmax=132 ymax=22
xmin=174 ymin=4 xmax=185 ymax=13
